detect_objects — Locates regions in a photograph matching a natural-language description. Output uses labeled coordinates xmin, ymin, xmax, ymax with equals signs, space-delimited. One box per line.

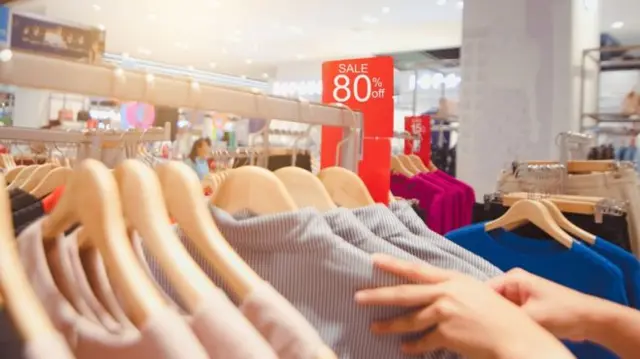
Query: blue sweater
xmin=591 ymin=237 xmax=640 ymax=309
xmin=446 ymin=224 xmax=629 ymax=359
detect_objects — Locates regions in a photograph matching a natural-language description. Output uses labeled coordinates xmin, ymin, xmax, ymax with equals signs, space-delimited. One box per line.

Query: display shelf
xmin=583 ymin=113 xmax=640 ymax=123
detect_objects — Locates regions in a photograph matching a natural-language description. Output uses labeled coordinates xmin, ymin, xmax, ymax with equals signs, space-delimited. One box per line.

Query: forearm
xmin=585 ymin=299 xmax=640 ymax=358
xmin=495 ymin=337 xmax=575 ymax=359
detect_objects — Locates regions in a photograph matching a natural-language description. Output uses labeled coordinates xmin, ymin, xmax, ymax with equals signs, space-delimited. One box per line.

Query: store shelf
xmin=583 ymin=113 xmax=640 ymax=123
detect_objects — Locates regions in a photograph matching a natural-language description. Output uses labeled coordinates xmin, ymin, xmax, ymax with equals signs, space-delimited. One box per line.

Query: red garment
xmin=43 ymin=186 xmax=65 ymax=213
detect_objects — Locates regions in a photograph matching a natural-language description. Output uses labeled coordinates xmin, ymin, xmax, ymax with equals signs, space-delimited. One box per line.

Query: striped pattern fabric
xmin=143 ymin=207 xmax=461 ymax=359
xmin=352 ymin=204 xmax=498 ymax=280
xmin=388 ymin=201 xmax=503 ymax=278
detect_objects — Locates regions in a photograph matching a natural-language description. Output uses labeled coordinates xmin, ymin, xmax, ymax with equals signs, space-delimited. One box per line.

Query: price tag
xmin=404 ymin=115 xmax=432 ymax=167
xmin=321 ymin=56 xmax=394 ymax=204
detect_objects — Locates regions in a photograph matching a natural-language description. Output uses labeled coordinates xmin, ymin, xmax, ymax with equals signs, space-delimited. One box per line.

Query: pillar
xmin=12 ymin=88 xmax=50 ymax=128
xmin=457 ymin=0 xmax=600 ymax=200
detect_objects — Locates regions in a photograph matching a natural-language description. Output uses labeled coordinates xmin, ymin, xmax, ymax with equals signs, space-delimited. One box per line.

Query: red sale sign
xmin=404 ymin=115 xmax=432 ymax=167
xmin=321 ymin=56 xmax=394 ymax=204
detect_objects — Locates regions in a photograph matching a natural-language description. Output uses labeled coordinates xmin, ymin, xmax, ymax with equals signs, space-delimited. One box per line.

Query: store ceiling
xmin=9 ymin=0 xmax=640 ymax=80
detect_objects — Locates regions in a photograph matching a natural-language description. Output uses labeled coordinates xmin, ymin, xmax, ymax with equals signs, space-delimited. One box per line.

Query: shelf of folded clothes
xmin=584 ymin=113 xmax=640 ymax=123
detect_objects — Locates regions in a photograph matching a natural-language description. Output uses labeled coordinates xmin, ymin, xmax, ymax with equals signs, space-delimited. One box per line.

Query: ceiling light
xmin=361 ymin=14 xmax=379 ymax=24
xmin=262 ymin=73 xmax=269 ymax=79
xmin=611 ymin=21 xmax=624 ymax=29
xmin=245 ymin=59 xmax=253 ymax=64
xmin=209 ymin=62 xmax=217 ymax=68
xmin=122 ymin=52 xmax=130 ymax=59
xmin=97 ymin=24 xmax=106 ymax=31
xmin=240 ymin=75 xmax=247 ymax=79
xmin=437 ymin=0 xmax=446 ymax=5
xmin=92 ymin=4 xmax=101 ymax=11
xmin=456 ymin=1 xmax=464 ymax=9
xmin=145 ymin=73 xmax=155 ymax=83
xmin=0 ymin=49 xmax=13 ymax=62
xmin=113 ymin=68 xmax=124 ymax=78
xmin=187 ymin=65 xmax=195 ymax=71
xmin=381 ymin=6 xmax=390 ymax=14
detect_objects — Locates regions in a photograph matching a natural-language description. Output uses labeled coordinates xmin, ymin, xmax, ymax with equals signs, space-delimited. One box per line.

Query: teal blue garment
xmin=185 ymin=158 xmax=210 ymax=180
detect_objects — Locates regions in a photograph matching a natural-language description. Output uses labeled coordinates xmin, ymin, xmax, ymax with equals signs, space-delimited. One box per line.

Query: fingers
xmin=486 ymin=269 xmax=534 ymax=305
xmin=356 ymin=285 xmax=443 ymax=307
xmin=371 ymin=254 xmax=455 ymax=284
xmin=402 ymin=330 xmax=448 ymax=356
xmin=370 ymin=306 xmax=441 ymax=335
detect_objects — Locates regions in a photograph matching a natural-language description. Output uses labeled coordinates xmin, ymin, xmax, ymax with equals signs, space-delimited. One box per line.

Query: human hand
xmin=488 ymin=268 xmax=610 ymax=341
xmin=355 ymin=255 xmax=573 ymax=359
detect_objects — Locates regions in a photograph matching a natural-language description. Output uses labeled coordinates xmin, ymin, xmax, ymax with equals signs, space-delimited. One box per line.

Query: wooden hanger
xmin=30 ymin=167 xmax=73 ymax=199
xmin=19 ymin=163 xmax=57 ymax=192
xmin=40 ymin=159 xmax=165 ymax=327
xmin=408 ymin=154 xmax=430 ymax=172
xmin=274 ymin=167 xmax=337 ymax=212
xmin=485 ymin=199 xmax=574 ymax=248
xmin=4 ymin=166 xmax=25 ymax=184
xmin=317 ymin=167 xmax=375 ymax=208
xmin=113 ymin=160 xmax=218 ymax=313
xmin=502 ymin=192 xmax=601 ymax=216
xmin=0 ymin=174 xmax=61 ymax=342
xmin=503 ymin=199 xmax=596 ymax=244
xmin=155 ymin=161 xmax=265 ymax=301
xmin=213 ymin=166 xmax=297 ymax=215
xmin=397 ymin=155 xmax=421 ymax=174
xmin=390 ymin=156 xmax=414 ymax=177
xmin=539 ymin=199 xmax=596 ymax=244
xmin=7 ymin=164 xmax=39 ymax=190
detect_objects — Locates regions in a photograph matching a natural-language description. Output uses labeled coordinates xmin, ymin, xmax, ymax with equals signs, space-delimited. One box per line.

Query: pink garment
xmin=417 ymin=173 xmax=461 ymax=233
xmin=130 ymin=233 xmax=279 ymax=359
xmin=78 ymin=248 xmax=135 ymax=328
xmin=18 ymin=219 xmax=210 ymax=359
xmin=23 ymin=334 xmax=74 ymax=359
xmin=390 ymin=173 xmax=447 ymax=234
xmin=55 ymin=229 xmax=124 ymax=332
xmin=432 ymin=170 xmax=475 ymax=227
xmin=241 ymin=283 xmax=327 ymax=359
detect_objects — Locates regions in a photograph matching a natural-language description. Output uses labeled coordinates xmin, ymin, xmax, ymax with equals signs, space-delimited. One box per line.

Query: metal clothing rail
xmin=0 ymin=123 xmax=172 ymax=163
xmin=0 ymin=51 xmax=362 ymax=172
xmin=0 ymin=123 xmax=171 ymax=144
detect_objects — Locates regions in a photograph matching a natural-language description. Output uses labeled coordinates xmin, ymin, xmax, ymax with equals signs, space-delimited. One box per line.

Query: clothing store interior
xmin=2 ymin=0 xmax=640 ymax=359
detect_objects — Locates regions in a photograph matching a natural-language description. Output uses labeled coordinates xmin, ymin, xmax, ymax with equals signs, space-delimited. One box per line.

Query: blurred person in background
xmin=186 ymin=137 xmax=212 ymax=180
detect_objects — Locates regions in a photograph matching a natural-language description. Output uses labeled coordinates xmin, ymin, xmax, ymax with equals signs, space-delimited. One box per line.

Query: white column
xmin=457 ymin=0 xmax=600 ymax=200
xmin=12 ymin=88 xmax=51 ymax=128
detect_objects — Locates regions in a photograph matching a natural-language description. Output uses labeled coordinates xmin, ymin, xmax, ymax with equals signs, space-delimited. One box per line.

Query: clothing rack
xmin=0 ymin=123 xmax=171 ymax=144
xmin=0 ymin=123 xmax=171 ymax=163
xmin=0 ymin=51 xmax=362 ymax=172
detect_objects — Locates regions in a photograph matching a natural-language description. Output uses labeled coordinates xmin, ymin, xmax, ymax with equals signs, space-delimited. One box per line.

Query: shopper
xmin=354 ymin=254 xmax=640 ymax=359
xmin=186 ymin=137 xmax=212 ymax=180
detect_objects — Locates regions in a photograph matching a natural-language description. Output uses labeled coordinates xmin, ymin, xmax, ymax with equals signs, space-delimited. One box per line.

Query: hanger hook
xmin=330 ymin=102 xmax=357 ymax=167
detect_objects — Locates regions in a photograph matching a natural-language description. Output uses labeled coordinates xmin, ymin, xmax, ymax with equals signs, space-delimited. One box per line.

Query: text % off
xmin=333 ymin=63 xmax=386 ymax=103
